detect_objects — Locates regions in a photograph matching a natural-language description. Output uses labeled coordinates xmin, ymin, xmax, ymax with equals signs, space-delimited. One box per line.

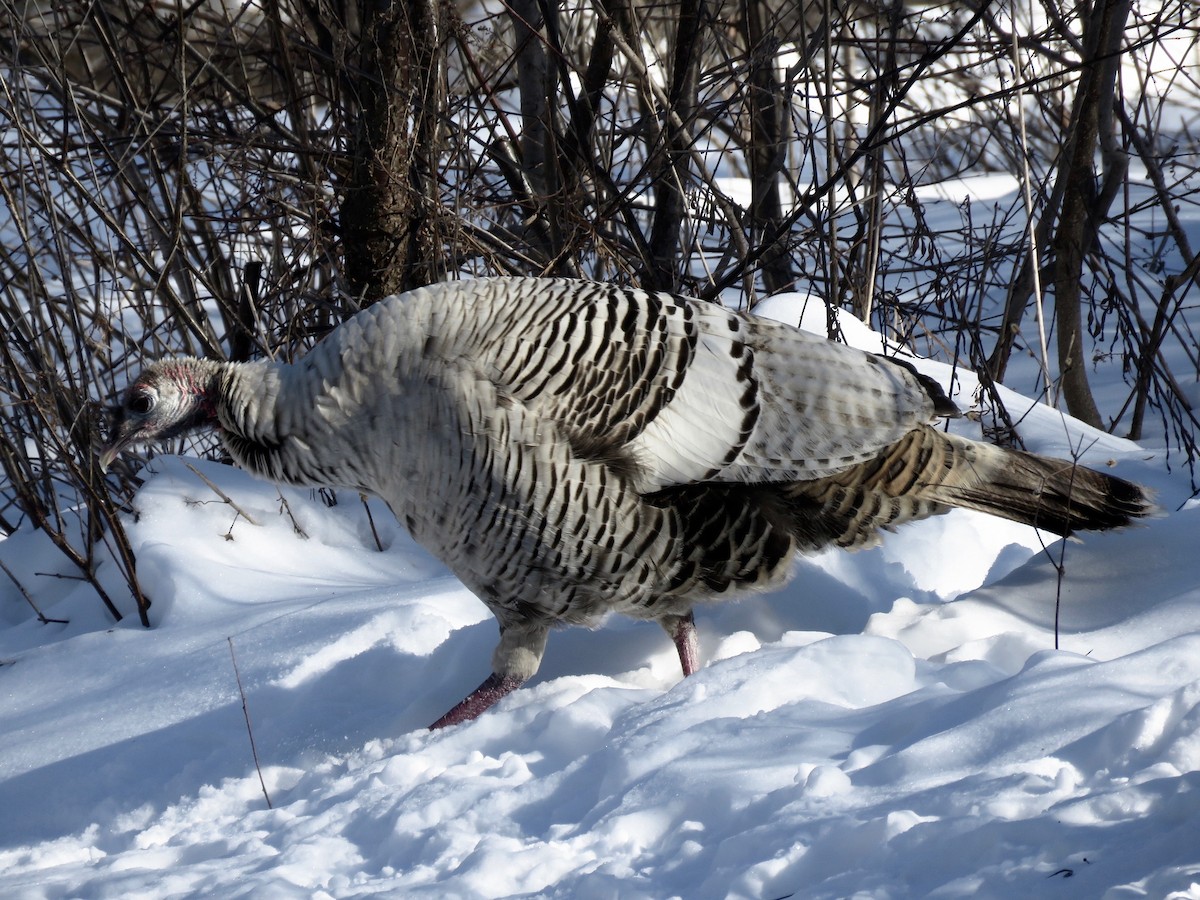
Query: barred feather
xmin=103 ymin=277 xmax=1156 ymax=726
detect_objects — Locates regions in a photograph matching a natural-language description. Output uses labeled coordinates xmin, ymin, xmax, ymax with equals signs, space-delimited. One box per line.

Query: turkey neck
xmin=203 ymin=354 xmax=359 ymax=491
xmin=209 ymin=304 xmax=432 ymax=493
xmin=206 ymin=359 xmax=296 ymax=485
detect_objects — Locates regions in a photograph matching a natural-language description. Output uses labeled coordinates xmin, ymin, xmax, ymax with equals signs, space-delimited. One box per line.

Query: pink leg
xmin=664 ymin=611 xmax=700 ymax=676
xmin=429 ymin=673 xmax=526 ymax=729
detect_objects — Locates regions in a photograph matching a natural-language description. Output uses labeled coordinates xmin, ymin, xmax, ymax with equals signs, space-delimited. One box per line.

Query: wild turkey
xmin=100 ymin=277 xmax=1154 ymax=728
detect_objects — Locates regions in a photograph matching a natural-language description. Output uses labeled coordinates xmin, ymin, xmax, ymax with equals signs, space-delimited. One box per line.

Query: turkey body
xmin=102 ymin=277 xmax=1154 ymax=727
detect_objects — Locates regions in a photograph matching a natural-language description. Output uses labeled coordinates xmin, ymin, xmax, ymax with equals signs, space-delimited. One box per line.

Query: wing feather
xmin=401 ymin=278 xmax=946 ymax=492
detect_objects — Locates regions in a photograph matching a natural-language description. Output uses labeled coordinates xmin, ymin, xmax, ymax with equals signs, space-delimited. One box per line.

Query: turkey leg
xmin=429 ymin=620 xmax=548 ymax=728
xmin=429 ymin=673 xmax=526 ymax=729
xmin=661 ymin=610 xmax=700 ymax=676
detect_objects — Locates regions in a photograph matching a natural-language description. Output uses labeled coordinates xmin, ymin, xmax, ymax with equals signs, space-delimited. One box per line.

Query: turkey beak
xmin=98 ymin=438 xmax=128 ymax=473
xmin=98 ymin=417 xmax=139 ymax=473
xmin=98 ymin=443 xmax=120 ymax=473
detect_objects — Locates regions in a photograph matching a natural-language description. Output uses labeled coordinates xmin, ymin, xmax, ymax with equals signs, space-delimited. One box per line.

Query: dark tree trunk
xmin=1050 ymin=0 xmax=1129 ymax=428
xmin=505 ymin=0 xmax=570 ymax=271
xmin=646 ymin=0 xmax=706 ymax=292
xmin=849 ymin=0 xmax=904 ymax=322
xmin=341 ymin=0 xmax=445 ymax=302
xmin=743 ymin=0 xmax=794 ymax=295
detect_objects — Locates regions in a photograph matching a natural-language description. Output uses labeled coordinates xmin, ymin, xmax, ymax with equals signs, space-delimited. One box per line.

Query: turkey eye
xmin=128 ymin=393 xmax=155 ymax=415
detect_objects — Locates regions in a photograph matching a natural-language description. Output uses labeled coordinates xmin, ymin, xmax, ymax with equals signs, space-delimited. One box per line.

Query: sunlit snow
xmin=1 ymin=292 xmax=1198 ymax=899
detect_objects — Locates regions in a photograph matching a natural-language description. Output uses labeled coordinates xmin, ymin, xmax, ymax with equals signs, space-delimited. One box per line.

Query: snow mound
xmin=1 ymin=347 xmax=1196 ymax=898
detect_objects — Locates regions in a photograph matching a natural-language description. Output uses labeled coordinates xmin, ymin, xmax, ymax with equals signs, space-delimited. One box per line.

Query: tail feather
xmin=931 ymin=432 xmax=1154 ymax=536
xmin=783 ymin=425 xmax=1155 ymax=551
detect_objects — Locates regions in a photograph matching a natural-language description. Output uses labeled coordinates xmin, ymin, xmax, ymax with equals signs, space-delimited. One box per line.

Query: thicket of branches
xmin=0 ymin=0 xmax=1198 ymax=622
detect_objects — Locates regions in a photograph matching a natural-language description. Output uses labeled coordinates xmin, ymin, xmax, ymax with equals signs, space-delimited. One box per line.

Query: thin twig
xmin=0 ymin=559 xmax=69 ymax=625
xmin=185 ymin=463 xmax=261 ymax=526
xmin=1009 ymin=3 xmax=1053 ymax=404
xmin=1049 ymin=436 xmax=1099 ymax=650
xmin=276 ymin=490 xmax=309 ymax=539
xmin=361 ymin=493 xmax=384 ymax=552
xmin=227 ymin=637 xmax=272 ymax=810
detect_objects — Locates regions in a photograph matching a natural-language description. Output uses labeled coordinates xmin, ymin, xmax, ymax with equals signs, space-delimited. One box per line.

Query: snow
xmin=3 ymin=295 xmax=1200 ymax=898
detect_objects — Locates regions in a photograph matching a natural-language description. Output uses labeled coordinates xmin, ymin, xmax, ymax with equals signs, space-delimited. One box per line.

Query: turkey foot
xmin=429 ymin=673 xmax=526 ymax=729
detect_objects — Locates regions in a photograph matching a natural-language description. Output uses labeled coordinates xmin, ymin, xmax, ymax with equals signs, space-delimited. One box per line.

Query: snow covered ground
xmin=2 ymin=294 xmax=1199 ymax=899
